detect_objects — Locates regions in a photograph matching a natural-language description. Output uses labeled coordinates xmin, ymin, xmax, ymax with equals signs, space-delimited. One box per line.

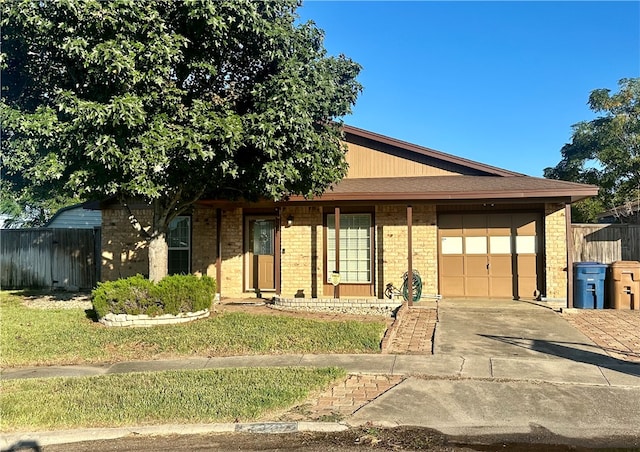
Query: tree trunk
xmin=148 ymin=233 xmax=169 ymax=282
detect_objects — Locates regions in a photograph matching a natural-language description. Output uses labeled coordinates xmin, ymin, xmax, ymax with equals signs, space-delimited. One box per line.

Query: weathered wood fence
xmin=1 ymin=228 xmax=101 ymax=290
xmin=572 ymin=223 xmax=640 ymax=264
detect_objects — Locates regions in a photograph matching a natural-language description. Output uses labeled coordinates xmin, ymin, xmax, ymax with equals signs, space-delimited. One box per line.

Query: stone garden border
xmin=273 ymin=297 xmax=401 ymax=317
xmin=99 ymin=309 xmax=210 ymax=327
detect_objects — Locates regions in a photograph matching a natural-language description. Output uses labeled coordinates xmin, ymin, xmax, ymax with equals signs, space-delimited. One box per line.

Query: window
xmin=252 ymin=219 xmax=274 ymax=255
xmin=167 ymin=216 xmax=190 ymax=275
xmin=327 ymin=214 xmax=371 ymax=283
xmin=465 ymin=236 xmax=487 ymax=254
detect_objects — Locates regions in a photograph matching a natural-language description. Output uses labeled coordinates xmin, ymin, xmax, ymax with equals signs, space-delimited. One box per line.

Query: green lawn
xmin=0 ymin=292 xmax=386 ymax=367
xmin=0 ymin=367 xmax=345 ymax=431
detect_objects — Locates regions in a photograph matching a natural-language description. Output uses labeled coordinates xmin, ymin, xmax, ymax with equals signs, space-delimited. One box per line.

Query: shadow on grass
xmin=10 ymin=288 xmax=92 ymax=302
xmin=85 ymin=308 xmax=99 ymax=322
xmin=480 ymin=334 xmax=640 ymax=377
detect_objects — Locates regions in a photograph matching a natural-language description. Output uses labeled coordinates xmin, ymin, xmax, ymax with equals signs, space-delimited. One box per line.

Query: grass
xmin=0 ymin=291 xmax=386 ymax=367
xmin=0 ymin=367 xmax=346 ymax=431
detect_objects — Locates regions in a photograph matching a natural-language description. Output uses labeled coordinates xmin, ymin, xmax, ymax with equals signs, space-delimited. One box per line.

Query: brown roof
xmin=289 ymin=175 xmax=599 ymax=203
xmin=197 ymin=125 xmax=599 ymax=207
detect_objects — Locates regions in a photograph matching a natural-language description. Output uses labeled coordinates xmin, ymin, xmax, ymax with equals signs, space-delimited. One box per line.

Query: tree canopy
xmin=544 ymin=78 xmax=640 ymax=223
xmin=1 ymin=0 xmax=362 ymax=279
xmin=0 ymin=185 xmax=80 ymax=228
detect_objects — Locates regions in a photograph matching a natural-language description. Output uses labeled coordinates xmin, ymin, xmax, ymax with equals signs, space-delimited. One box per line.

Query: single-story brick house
xmin=101 ymin=125 xmax=598 ymax=306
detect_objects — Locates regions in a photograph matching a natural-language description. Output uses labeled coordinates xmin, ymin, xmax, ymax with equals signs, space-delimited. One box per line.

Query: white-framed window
xmin=167 ymin=216 xmax=190 ymax=275
xmin=327 ymin=213 xmax=371 ymax=283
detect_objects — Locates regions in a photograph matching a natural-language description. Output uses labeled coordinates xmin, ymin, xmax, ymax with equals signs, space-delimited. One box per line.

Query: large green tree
xmin=1 ymin=0 xmax=362 ymax=280
xmin=544 ymin=78 xmax=640 ymax=223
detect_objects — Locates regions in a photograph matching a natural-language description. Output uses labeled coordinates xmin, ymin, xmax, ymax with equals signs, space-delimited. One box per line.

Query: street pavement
xmin=2 ymin=299 xmax=640 ymax=449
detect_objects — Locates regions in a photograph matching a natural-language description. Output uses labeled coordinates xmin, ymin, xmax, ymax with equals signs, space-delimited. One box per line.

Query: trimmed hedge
xmin=92 ymin=274 xmax=216 ymax=319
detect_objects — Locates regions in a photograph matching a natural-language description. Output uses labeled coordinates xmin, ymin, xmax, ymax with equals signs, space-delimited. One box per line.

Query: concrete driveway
xmin=433 ymin=298 xmax=611 ymax=363
xmin=348 ymin=299 xmax=640 ymax=441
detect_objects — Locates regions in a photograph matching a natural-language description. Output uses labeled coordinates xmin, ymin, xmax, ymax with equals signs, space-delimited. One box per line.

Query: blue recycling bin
xmin=573 ymin=262 xmax=608 ymax=309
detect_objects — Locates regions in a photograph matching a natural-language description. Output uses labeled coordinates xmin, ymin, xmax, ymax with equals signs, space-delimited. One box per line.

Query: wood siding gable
xmin=345 ymin=141 xmax=463 ymax=178
xmin=343 ymin=125 xmax=522 ymax=179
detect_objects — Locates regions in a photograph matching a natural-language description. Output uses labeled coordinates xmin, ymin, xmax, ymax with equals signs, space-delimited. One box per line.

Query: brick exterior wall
xmin=101 ymin=206 xmax=152 ymax=281
xmin=413 ymin=205 xmax=438 ymax=296
xmin=280 ymin=206 xmax=323 ymax=298
xmin=101 ymin=202 xmax=570 ymax=302
xmin=544 ymin=203 xmax=568 ymax=300
xmin=375 ymin=205 xmax=437 ymax=298
xmin=219 ymin=208 xmax=244 ymax=298
xmin=101 ymin=204 xmax=218 ymax=282
xmin=191 ymin=207 xmax=217 ymax=278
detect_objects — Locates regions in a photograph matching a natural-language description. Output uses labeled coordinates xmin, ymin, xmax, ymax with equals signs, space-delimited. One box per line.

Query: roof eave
xmin=289 ymin=188 xmax=599 ymax=203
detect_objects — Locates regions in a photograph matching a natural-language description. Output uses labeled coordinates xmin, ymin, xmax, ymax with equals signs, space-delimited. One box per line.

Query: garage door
xmin=438 ymin=213 xmax=541 ymax=299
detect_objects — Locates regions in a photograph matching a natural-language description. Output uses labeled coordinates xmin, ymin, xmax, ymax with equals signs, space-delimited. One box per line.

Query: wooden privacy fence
xmin=1 ymin=228 xmax=101 ymax=290
xmin=572 ymin=223 xmax=640 ymax=264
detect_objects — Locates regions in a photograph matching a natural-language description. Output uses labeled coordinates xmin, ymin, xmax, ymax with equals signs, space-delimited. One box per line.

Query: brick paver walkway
xmin=281 ymin=374 xmax=405 ymax=421
xmin=563 ymin=310 xmax=640 ymax=362
xmin=382 ymin=305 xmax=437 ymax=354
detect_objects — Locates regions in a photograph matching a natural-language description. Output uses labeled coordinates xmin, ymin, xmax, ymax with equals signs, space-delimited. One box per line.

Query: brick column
xmin=544 ymin=203 xmax=568 ymax=300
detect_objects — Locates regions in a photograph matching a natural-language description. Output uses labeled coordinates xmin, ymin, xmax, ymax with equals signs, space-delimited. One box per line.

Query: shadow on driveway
xmin=480 ymin=334 xmax=640 ymax=378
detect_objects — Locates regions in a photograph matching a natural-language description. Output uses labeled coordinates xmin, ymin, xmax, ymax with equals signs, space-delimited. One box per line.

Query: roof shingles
xmin=290 ymin=175 xmax=598 ymax=203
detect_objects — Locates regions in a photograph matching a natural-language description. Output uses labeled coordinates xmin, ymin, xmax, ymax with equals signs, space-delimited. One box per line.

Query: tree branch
xmin=121 ymin=198 xmax=152 ymax=240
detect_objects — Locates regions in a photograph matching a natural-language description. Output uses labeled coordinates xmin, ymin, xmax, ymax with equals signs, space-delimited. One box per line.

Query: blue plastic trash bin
xmin=573 ymin=262 xmax=608 ymax=309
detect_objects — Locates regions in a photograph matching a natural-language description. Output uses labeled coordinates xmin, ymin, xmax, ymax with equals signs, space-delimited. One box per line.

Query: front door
xmin=245 ymin=217 xmax=276 ymax=292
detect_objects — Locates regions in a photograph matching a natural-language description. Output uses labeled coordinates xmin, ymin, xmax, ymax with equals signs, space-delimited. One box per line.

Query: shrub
xmin=92 ymin=275 xmax=157 ymax=319
xmin=92 ymin=274 xmax=216 ymax=319
xmin=156 ymin=275 xmax=216 ymax=315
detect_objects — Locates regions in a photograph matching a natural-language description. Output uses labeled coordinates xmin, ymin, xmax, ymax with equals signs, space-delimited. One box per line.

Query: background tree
xmin=544 ymin=78 xmax=640 ymax=223
xmin=1 ymin=0 xmax=362 ymax=280
xmin=0 ymin=179 xmax=82 ymax=228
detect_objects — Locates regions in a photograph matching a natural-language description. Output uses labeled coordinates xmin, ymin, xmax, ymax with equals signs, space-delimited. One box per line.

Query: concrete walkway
xmin=4 ymin=352 xmax=639 ymax=387
xmin=3 ymin=300 xmax=640 ymax=448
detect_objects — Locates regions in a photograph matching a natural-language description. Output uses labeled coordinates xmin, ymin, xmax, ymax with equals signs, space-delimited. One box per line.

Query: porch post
xmin=275 ymin=208 xmax=281 ymax=297
xmin=407 ymin=205 xmax=413 ymax=307
xmin=565 ymin=203 xmax=573 ymax=309
xmin=216 ymin=208 xmax=222 ymax=299
xmin=334 ymin=206 xmax=340 ymax=299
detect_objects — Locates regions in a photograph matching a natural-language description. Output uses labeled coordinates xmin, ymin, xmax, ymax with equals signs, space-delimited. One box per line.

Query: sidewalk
xmin=2 ymin=353 xmax=639 ymax=386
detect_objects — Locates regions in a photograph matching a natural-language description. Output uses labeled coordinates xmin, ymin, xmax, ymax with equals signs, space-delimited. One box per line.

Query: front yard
xmin=1 ymin=367 xmax=345 ymax=431
xmin=0 ymin=291 xmax=387 ymax=367
xmin=0 ymin=290 xmax=386 ymax=431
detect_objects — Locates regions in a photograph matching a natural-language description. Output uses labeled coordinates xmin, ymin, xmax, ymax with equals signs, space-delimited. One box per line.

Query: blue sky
xmin=297 ymin=1 xmax=640 ymax=176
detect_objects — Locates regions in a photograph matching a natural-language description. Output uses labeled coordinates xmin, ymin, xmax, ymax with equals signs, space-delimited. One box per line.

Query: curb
xmin=380 ymin=302 xmax=408 ymax=353
xmin=0 ymin=422 xmax=349 ymax=449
